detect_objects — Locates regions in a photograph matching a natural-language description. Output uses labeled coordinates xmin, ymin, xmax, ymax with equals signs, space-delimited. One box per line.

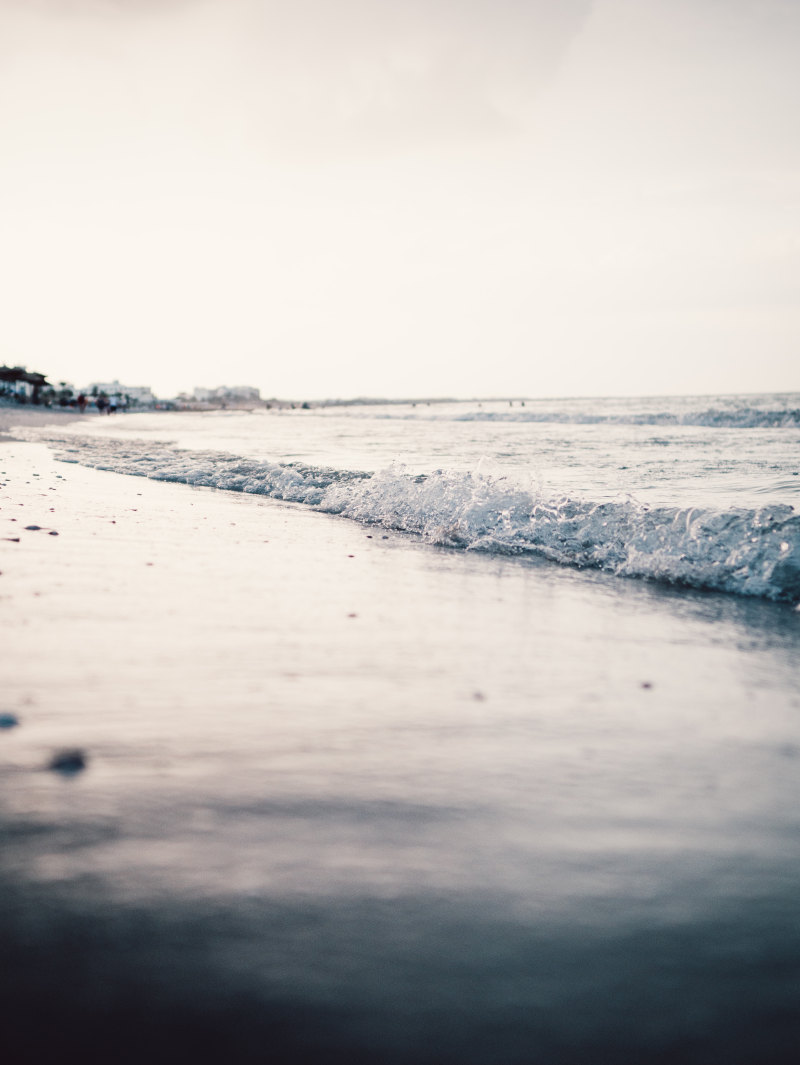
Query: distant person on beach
xmin=77 ymin=394 xmax=87 ymax=413
xmin=96 ymin=394 xmax=108 ymax=414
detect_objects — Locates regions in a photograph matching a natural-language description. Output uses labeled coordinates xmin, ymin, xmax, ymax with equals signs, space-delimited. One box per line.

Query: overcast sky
xmin=1 ymin=0 xmax=798 ymax=399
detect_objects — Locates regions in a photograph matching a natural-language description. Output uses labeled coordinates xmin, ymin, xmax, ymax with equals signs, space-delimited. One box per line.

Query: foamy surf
xmin=44 ymin=435 xmax=800 ymax=603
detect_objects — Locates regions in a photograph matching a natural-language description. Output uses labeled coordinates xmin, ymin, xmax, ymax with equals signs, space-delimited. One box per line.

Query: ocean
xmin=3 ymin=392 xmax=800 ymax=1063
xmin=36 ymin=390 xmax=800 ymax=602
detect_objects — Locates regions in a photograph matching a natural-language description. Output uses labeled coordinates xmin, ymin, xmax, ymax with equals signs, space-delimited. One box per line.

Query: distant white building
xmin=87 ymin=380 xmax=157 ymax=407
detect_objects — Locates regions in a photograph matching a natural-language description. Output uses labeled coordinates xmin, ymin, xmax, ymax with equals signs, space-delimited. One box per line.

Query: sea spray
xmin=41 ymin=435 xmax=800 ymax=603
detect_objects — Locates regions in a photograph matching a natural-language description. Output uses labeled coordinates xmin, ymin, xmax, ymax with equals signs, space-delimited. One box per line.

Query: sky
xmin=1 ymin=0 xmax=798 ymax=400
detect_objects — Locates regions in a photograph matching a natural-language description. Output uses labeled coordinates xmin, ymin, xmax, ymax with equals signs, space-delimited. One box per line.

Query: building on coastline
xmin=0 ymin=365 xmax=50 ymax=404
xmin=86 ymin=380 xmax=157 ymax=409
xmin=0 ymin=364 xmax=50 ymax=400
xmin=0 ymin=367 xmax=159 ymax=410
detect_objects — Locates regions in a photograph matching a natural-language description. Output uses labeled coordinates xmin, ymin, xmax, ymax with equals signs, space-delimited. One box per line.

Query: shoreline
xmin=0 ymin=405 xmax=83 ymax=430
xmin=2 ymin=433 xmax=800 ymax=1063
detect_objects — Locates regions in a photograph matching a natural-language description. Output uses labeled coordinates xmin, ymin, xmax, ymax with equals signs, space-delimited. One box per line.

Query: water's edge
xmin=40 ymin=434 xmax=800 ymax=604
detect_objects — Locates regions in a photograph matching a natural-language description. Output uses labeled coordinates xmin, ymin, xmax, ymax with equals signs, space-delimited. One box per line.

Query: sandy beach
xmin=2 ymin=413 xmax=800 ymax=1063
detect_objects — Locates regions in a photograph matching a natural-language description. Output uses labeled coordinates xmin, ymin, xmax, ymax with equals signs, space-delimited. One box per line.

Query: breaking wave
xmin=44 ymin=435 xmax=800 ymax=603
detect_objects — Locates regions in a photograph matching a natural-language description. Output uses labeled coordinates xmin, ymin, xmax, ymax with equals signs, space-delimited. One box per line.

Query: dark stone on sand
xmin=641 ymin=682 xmax=653 ymax=689
xmin=771 ymin=557 xmax=800 ymax=601
xmin=49 ymin=530 xmax=59 ymax=536
xmin=0 ymin=712 xmax=20 ymax=729
xmin=48 ymin=749 xmax=88 ymax=775
xmin=24 ymin=525 xmax=42 ymax=531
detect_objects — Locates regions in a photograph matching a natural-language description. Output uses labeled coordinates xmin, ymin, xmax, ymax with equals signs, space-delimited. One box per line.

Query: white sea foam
xmin=44 ymin=435 xmax=800 ymax=603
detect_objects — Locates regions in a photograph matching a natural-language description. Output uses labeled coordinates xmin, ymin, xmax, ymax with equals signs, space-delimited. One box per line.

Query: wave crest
xmin=45 ymin=436 xmax=800 ymax=602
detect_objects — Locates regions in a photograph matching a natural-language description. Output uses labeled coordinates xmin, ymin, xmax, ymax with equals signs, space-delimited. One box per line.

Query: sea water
xmin=34 ymin=391 xmax=800 ymax=603
xmin=5 ymin=393 xmax=800 ymax=1063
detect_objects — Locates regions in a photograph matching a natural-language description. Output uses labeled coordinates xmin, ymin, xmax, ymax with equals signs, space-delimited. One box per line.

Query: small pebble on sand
xmin=48 ymin=749 xmax=88 ymax=774
xmin=0 ymin=713 xmax=20 ymax=729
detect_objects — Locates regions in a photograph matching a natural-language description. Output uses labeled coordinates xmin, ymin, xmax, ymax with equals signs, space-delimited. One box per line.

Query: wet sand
xmin=2 ymin=424 xmax=800 ymax=1063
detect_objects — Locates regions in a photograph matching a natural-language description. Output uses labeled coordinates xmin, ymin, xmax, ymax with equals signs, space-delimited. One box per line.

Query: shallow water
xmin=48 ymin=392 xmax=800 ymax=508
xmin=30 ymin=392 xmax=800 ymax=602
